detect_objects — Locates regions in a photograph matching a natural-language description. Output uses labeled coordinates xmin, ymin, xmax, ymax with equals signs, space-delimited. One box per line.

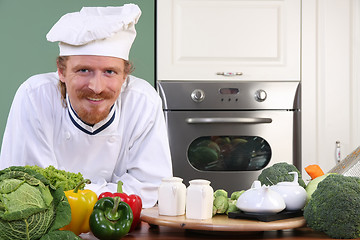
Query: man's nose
xmin=88 ymin=73 xmax=105 ymax=94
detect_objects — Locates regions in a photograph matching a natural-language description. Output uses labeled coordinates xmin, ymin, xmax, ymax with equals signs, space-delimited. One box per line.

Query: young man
xmin=0 ymin=4 xmax=172 ymax=208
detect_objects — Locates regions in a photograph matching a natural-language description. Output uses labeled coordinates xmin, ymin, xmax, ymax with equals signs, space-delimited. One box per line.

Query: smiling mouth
xmin=87 ymin=97 xmax=104 ymax=102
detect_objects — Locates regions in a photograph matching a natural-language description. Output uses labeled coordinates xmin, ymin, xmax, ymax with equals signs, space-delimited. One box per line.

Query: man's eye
xmin=105 ymin=70 xmax=115 ymax=75
xmin=79 ymin=69 xmax=89 ymax=73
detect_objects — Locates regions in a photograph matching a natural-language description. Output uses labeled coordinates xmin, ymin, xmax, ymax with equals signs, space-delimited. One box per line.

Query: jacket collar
xmin=66 ymin=95 xmax=116 ymax=135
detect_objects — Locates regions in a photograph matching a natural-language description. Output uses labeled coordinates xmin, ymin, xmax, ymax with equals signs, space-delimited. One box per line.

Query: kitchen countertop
xmin=118 ymin=221 xmax=336 ymax=239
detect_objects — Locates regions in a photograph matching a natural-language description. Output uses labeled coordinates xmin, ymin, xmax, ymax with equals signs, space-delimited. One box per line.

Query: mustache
xmin=76 ymin=88 xmax=115 ymax=99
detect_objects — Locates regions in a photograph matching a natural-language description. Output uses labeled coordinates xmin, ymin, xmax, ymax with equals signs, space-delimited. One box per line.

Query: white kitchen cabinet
xmin=156 ymin=0 xmax=360 ymax=177
xmin=301 ymin=0 xmax=360 ymax=176
xmin=157 ymin=0 xmax=301 ymax=81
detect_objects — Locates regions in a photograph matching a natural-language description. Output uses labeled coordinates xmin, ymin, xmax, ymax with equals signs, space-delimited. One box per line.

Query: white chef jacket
xmin=0 ymin=72 xmax=173 ymax=208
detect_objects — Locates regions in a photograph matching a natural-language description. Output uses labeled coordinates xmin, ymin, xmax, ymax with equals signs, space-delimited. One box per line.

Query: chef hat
xmin=46 ymin=4 xmax=141 ymax=60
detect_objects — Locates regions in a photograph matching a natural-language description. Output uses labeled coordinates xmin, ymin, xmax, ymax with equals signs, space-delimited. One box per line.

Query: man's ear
xmin=57 ymin=62 xmax=65 ymax=83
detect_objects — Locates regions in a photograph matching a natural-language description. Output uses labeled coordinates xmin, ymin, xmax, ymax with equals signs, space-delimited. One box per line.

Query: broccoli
xmin=257 ymin=162 xmax=306 ymax=188
xmin=305 ymin=173 xmax=334 ymax=201
xmin=303 ymin=174 xmax=360 ymax=239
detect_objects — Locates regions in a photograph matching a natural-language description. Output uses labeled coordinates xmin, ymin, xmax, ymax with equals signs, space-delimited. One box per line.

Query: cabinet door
xmin=157 ymin=0 xmax=300 ymax=81
xmin=301 ymin=0 xmax=360 ymax=175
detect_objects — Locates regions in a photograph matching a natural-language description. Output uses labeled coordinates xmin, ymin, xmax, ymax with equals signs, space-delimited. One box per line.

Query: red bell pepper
xmin=98 ymin=181 xmax=142 ymax=232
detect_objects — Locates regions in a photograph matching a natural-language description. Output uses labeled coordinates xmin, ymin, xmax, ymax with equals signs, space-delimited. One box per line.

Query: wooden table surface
xmin=80 ymin=220 xmax=358 ymax=240
xmin=80 ymin=207 xmax=358 ymax=240
xmin=120 ymin=221 xmax=337 ymax=240
xmin=121 ymin=207 xmax=341 ymax=240
xmin=140 ymin=207 xmax=306 ymax=232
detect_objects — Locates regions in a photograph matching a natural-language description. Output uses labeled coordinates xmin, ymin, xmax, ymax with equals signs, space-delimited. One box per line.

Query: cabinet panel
xmin=157 ymin=0 xmax=301 ymax=81
xmin=301 ymin=0 xmax=360 ymax=176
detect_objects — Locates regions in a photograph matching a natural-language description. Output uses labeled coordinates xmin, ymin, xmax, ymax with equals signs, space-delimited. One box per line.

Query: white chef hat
xmin=46 ymin=4 xmax=141 ymax=60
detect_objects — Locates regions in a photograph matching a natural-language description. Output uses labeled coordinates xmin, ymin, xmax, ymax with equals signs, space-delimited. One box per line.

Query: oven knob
xmin=191 ymin=89 xmax=205 ymax=102
xmin=255 ymin=89 xmax=267 ymax=102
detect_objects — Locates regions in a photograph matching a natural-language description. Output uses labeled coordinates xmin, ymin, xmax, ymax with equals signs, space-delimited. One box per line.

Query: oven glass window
xmin=187 ymin=136 xmax=271 ymax=171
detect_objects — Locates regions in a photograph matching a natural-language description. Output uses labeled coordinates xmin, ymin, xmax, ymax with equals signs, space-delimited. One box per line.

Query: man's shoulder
xmin=24 ymin=72 xmax=59 ymax=89
xmin=18 ymin=72 xmax=59 ymax=94
xmin=13 ymin=72 xmax=61 ymax=107
xmin=11 ymin=72 xmax=62 ymax=114
xmin=124 ymin=75 xmax=158 ymax=99
xmin=126 ymin=75 xmax=154 ymax=90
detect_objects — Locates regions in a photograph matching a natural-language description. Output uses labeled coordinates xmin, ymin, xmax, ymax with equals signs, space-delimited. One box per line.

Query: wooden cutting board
xmin=140 ymin=207 xmax=306 ymax=232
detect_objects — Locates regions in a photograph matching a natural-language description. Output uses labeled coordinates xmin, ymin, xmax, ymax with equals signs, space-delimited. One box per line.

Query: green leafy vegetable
xmin=304 ymin=174 xmax=360 ymax=239
xmin=212 ymin=189 xmax=242 ymax=216
xmin=305 ymin=173 xmax=334 ymax=202
xmin=0 ymin=166 xmax=81 ymax=240
xmin=230 ymin=190 xmax=245 ymax=200
xmin=24 ymin=165 xmax=84 ymax=191
xmin=226 ymin=199 xmax=238 ymax=215
xmin=213 ymin=189 xmax=228 ymax=198
xmin=39 ymin=230 xmax=80 ymax=240
xmin=213 ymin=195 xmax=229 ymax=214
xmin=257 ymin=162 xmax=306 ymax=188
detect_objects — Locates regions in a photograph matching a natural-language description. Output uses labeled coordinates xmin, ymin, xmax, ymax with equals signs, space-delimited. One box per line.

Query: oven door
xmin=165 ymin=110 xmax=300 ymax=192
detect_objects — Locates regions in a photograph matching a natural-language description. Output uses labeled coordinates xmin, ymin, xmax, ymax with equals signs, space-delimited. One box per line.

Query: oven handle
xmin=185 ymin=117 xmax=272 ymax=124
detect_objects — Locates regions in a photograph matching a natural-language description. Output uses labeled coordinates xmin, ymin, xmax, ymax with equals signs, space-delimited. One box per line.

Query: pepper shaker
xmin=185 ymin=179 xmax=214 ymax=219
xmin=158 ymin=177 xmax=186 ymax=216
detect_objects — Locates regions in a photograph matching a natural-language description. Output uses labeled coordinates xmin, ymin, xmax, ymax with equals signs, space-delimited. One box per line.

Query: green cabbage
xmin=0 ymin=166 xmax=81 ymax=240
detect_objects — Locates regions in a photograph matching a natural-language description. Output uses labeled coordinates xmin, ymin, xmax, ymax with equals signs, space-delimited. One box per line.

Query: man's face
xmin=58 ymin=55 xmax=127 ymax=125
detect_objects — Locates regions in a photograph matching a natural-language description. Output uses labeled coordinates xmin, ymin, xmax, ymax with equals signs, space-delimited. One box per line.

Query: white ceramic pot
xmin=158 ymin=177 xmax=186 ymax=216
xmin=269 ymin=172 xmax=307 ymax=211
xmin=236 ymin=180 xmax=286 ymax=214
xmin=185 ymin=179 xmax=214 ymax=219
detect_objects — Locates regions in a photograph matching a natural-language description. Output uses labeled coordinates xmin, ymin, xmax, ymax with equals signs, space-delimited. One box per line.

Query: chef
xmin=0 ymin=4 xmax=172 ymax=208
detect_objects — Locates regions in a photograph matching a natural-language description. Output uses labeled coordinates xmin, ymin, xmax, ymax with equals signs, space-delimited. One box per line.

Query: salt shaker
xmin=185 ymin=179 xmax=214 ymax=219
xmin=158 ymin=177 xmax=186 ymax=216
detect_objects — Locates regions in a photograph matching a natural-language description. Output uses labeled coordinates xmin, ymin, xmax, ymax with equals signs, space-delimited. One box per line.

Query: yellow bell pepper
xmin=61 ymin=179 xmax=98 ymax=235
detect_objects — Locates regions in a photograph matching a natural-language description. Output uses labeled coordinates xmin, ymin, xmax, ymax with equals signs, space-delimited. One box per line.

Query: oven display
xmin=219 ymin=88 xmax=239 ymax=95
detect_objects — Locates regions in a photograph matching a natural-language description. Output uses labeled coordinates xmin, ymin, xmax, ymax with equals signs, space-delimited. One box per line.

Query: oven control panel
xmin=191 ymin=88 xmax=268 ymax=103
xmin=158 ymin=81 xmax=300 ymax=110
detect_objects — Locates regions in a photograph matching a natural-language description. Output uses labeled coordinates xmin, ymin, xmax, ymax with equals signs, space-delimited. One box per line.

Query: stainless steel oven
xmin=158 ymin=80 xmax=301 ymax=193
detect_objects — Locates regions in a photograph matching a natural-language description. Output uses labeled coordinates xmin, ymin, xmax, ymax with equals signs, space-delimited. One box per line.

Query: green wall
xmin=0 ymin=0 xmax=155 ymax=145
